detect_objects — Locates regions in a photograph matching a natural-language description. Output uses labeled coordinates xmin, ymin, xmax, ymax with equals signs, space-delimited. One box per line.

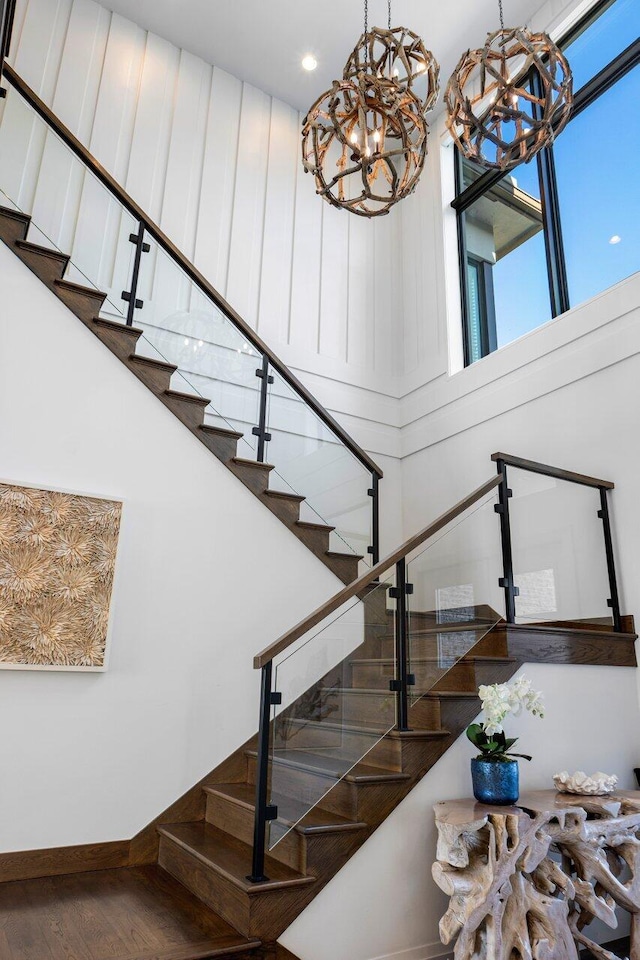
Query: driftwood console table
xmin=433 ymin=790 xmax=640 ymax=960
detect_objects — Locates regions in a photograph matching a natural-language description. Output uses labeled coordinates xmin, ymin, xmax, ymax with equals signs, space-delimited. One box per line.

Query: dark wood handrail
xmin=491 ymin=452 xmax=614 ymax=490
xmin=253 ymin=473 xmax=502 ymax=668
xmin=3 ymin=62 xmax=382 ymax=480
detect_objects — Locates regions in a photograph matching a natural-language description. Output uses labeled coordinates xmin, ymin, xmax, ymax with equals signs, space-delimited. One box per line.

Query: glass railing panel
xmin=265 ymin=368 xmax=373 ymax=562
xmin=406 ymin=492 xmax=504 ymax=707
xmin=267 ymin=575 xmax=395 ymax=850
xmin=133 ymin=236 xmax=263 ymax=458
xmin=265 ymin=484 xmax=505 ymax=853
xmin=507 ymin=469 xmax=612 ymax=626
xmin=0 ymin=83 xmax=133 ymax=322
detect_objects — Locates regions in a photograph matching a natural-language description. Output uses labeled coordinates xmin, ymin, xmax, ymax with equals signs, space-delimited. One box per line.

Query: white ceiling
xmin=95 ymin=0 xmax=545 ymax=113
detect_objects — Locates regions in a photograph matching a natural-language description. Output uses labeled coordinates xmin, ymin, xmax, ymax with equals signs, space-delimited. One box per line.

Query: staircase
xmin=131 ymin=602 xmax=636 ymax=945
xmin=0 ymin=66 xmax=636 ymax=960
xmin=0 ymin=205 xmax=364 ymax=587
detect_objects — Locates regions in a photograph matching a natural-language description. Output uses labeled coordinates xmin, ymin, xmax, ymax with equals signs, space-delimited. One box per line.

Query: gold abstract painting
xmin=0 ymin=482 xmax=122 ymax=669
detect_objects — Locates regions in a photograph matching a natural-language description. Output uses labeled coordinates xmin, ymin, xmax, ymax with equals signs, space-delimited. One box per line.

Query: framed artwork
xmin=0 ymin=480 xmax=123 ymax=671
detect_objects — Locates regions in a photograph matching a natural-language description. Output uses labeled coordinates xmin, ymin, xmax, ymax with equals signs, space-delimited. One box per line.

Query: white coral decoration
xmin=553 ymin=770 xmax=618 ymax=796
xmin=478 ymin=677 xmax=544 ymax=737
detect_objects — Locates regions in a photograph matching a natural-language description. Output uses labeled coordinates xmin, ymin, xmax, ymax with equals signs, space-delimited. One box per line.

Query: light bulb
xmin=301 ymin=54 xmax=317 ymax=72
xmin=393 ymin=67 xmax=399 ymax=78
xmin=373 ymin=129 xmax=381 ymax=145
xmin=416 ymin=62 xmax=426 ymax=73
xmin=365 ymin=145 xmax=371 ymax=158
xmin=350 ymin=131 xmax=359 ymax=146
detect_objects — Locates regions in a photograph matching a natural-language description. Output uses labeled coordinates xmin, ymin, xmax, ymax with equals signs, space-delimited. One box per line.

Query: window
xmin=454 ymin=0 xmax=640 ymax=366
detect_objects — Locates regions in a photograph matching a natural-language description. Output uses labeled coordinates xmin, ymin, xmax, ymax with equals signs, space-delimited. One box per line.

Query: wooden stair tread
xmin=508 ymin=622 xmax=638 ymax=641
xmin=165 ymin=389 xmax=210 ymax=406
xmin=295 ymin=520 xmax=336 ymax=533
xmin=326 ymin=550 xmax=364 ymax=561
xmin=205 ymin=782 xmax=367 ymax=834
xmin=200 ymin=423 xmax=243 ymax=440
xmin=248 ymin=747 xmax=411 ymax=783
xmin=278 ymin=717 xmax=449 ymax=739
xmin=349 ymin=655 xmax=517 ymax=665
xmin=54 ymin=276 xmax=107 ymax=298
xmin=232 ymin=458 xmax=274 ymax=472
xmin=93 ymin=316 xmax=144 ymax=337
xmin=0 ymin=205 xmax=30 ymax=224
xmin=158 ymin=822 xmax=315 ymax=893
xmin=264 ymin=490 xmax=305 ymax=503
xmin=130 ymin=354 xmax=178 ymax=374
xmin=14 ymin=238 xmax=69 ymax=262
xmin=424 ymin=690 xmax=480 ymax=700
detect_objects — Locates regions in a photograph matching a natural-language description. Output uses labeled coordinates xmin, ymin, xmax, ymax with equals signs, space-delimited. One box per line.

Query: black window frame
xmin=452 ymin=0 xmax=640 ymax=367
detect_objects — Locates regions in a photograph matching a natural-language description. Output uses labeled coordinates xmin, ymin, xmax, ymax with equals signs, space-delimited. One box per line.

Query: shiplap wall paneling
xmin=319 ymin=202 xmax=349 ymax=361
xmin=288 ymin=141 xmax=323 ymax=356
xmin=192 ymin=67 xmax=242 ymax=295
xmin=225 ymin=83 xmax=271 ymax=328
xmin=347 ymin=215 xmax=374 ymax=370
xmin=257 ymin=97 xmax=298 ymax=346
xmin=7 ymin=0 xmax=400 ymax=393
xmin=373 ymin=212 xmax=399 ymax=380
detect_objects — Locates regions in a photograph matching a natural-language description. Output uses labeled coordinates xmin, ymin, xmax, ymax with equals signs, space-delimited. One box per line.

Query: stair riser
xmin=0 ymin=211 xmax=29 ymax=245
xmin=54 ymin=283 xmax=107 ymax=323
xmin=472 ymin=660 xmax=518 ymax=687
xmin=350 ymin=659 xmax=477 ymax=692
xmin=92 ymin=320 xmax=143 ymax=362
xmin=160 ymin=395 xmax=208 ymax=430
xmin=274 ymin=724 xmax=403 ymax=772
xmin=246 ymin=753 xmax=359 ymax=819
xmin=198 ymin=432 xmax=239 ymax=464
xmin=128 ymin=360 xmax=174 ymax=395
xmin=372 ymin=628 xmax=508 ymax=661
xmin=503 ymin=627 xmax=637 ymax=667
xmin=289 ymin=689 xmax=438 ymax=730
xmin=292 ymin=526 xmax=331 ymax=557
xmin=205 ymin=793 xmax=302 ymax=872
xmin=261 ymin=496 xmax=301 ymax=526
xmin=158 ymin=836 xmax=305 ymax=941
xmin=324 ymin=555 xmax=361 ymax=586
xmin=13 ymin=245 xmax=69 ymax=284
xmin=228 ymin=463 xmax=272 ymax=496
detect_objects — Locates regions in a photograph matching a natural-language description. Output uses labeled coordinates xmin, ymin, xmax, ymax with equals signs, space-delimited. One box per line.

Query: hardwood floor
xmin=0 ymin=865 xmax=261 ymax=960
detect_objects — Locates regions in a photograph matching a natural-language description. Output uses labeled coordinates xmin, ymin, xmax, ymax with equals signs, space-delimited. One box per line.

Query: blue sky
xmin=487 ymin=0 xmax=639 ymax=349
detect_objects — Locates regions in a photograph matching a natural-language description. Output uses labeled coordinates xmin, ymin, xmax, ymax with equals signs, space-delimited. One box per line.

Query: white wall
xmin=281 ymin=662 xmax=640 ymax=960
xmin=0 ymin=240 xmax=357 ymax=850
xmin=5 ymin=0 xmax=404 ymax=470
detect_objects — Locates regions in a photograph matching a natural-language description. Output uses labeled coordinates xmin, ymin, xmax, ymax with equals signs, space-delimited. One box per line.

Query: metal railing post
xmin=121 ymin=223 xmax=150 ymax=326
xmin=248 ymin=660 xmax=280 ymax=883
xmin=494 ymin=460 xmax=518 ymax=623
xmin=368 ymin=473 xmax=380 ymax=566
xmin=389 ymin=558 xmax=414 ymax=732
xmin=598 ymin=487 xmax=622 ymax=632
xmin=252 ymin=355 xmax=273 ymax=463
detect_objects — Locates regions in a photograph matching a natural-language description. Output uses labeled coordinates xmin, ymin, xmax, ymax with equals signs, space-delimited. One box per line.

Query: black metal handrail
xmin=1 ymin=63 xmax=383 ymax=484
xmin=491 ymin=452 xmax=621 ymax=631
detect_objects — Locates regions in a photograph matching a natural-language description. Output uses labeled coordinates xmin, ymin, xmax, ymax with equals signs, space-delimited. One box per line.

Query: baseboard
xmin=0 ymin=838 xmax=131 ymax=883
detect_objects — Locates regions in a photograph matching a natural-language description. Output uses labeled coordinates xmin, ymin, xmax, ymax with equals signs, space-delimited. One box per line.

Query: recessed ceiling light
xmin=609 ymin=235 xmax=621 ymax=244
xmin=302 ymin=54 xmax=318 ymax=72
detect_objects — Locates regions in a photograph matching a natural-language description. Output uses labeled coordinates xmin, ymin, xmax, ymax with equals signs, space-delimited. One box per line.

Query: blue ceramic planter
xmin=471 ymin=758 xmax=519 ymax=805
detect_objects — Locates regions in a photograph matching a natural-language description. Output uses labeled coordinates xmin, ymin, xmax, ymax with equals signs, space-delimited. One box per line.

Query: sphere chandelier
xmin=445 ymin=0 xmax=573 ymax=171
xmin=301 ymin=1 xmax=439 ymax=218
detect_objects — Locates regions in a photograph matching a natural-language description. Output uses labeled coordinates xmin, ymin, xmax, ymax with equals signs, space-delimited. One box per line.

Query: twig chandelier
xmin=301 ymin=0 xmax=439 ymax=218
xmin=445 ymin=0 xmax=573 ymax=171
